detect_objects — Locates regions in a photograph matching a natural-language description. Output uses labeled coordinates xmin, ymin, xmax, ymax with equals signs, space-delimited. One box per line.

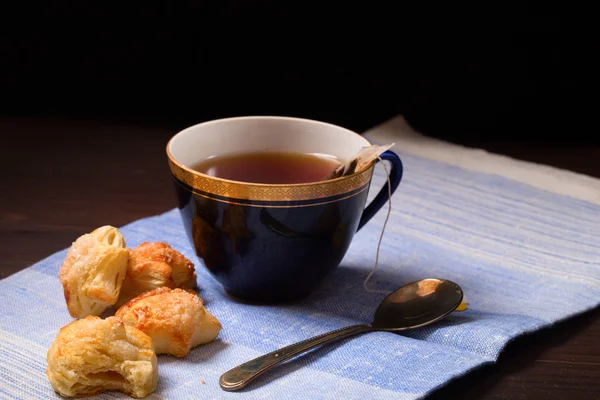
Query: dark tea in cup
xmin=190 ymin=151 xmax=340 ymax=184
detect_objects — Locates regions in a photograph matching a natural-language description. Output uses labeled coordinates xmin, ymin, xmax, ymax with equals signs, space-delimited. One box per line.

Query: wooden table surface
xmin=1 ymin=116 xmax=598 ymax=400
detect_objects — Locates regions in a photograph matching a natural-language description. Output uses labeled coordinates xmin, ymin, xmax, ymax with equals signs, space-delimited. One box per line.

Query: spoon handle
xmin=219 ymin=324 xmax=372 ymax=391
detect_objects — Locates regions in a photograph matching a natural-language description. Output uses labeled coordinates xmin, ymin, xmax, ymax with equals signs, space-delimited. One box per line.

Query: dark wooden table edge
xmin=426 ymin=305 xmax=600 ymax=399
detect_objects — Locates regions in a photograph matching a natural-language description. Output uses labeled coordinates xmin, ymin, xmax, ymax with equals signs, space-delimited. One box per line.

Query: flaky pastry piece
xmin=46 ymin=316 xmax=158 ymax=398
xmin=116 ymin=242 xmax=197 ymax=307
xmin=59 ymin=226 xmax=129 ymax=318
xmin=116 ymin=287 xmax=221 ymax=357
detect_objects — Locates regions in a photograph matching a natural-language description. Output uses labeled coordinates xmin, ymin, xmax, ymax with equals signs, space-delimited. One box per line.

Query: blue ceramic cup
xmin=167 ymin=116 xmax=403 ymax=303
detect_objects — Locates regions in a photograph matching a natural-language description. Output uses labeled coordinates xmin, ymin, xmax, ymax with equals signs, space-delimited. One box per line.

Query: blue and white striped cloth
xmin=1 ymin=116 xmax=599 ymax=399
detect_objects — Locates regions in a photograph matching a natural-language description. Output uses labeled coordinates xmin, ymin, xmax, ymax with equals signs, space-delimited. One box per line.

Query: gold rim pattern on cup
xmin=168 ymin=159 xmax=374 ymax=202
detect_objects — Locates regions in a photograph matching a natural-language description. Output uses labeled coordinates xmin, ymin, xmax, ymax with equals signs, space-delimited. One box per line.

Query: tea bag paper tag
xmin=323 ymin=143 xmax=395 ymax=181
xmin=355 ymin=143 xmax=395 ymax=172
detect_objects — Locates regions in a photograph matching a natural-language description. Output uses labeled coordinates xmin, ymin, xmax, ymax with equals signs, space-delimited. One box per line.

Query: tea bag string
xmin=363 ymin=156 xmax=393 ymax=294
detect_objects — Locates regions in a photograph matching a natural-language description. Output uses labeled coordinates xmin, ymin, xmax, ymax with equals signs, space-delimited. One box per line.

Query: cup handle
xmin=356 ymin=150 xmax=403 ymax=231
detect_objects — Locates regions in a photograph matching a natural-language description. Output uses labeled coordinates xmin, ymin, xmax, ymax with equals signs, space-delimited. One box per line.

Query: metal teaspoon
xmin=220 ymin=278 xmax=464 ymax=391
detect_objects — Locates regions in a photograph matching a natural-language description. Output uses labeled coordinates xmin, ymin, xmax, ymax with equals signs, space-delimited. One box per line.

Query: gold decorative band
xmin=168 ymin=159 xmax=374 ymax=202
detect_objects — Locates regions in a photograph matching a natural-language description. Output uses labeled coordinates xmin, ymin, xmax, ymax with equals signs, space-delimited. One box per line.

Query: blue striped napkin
xmin=1 ymin=116 xmax=599 ymax=399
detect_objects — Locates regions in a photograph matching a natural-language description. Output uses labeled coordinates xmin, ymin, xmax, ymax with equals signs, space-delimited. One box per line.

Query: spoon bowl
xmin=220 ymin=278 xmax=464 ymax=391
xmin=373 ymin=278 xmax=463 ymax=330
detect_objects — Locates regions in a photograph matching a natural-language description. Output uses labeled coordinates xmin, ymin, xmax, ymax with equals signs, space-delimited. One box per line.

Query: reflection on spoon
xmin=219 ymin=278 xmax=464 ymax=391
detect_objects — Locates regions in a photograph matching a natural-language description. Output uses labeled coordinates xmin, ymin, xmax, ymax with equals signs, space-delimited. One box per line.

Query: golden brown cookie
xmin=59 ymin=226 xmax=129 ymax=318
xmin=116 ymin=287 xmax=221 ymax=357
xmin=116 ymin=242 xmax=197 ymax=307
xmin=46 ymin=316 xmax=158 ymax=398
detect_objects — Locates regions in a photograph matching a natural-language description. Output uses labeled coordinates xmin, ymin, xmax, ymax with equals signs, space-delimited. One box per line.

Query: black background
xmin=2 ymin=1 xmax=598 ymax=144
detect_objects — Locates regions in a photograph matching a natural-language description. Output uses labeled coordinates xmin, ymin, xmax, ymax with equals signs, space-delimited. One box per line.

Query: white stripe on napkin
xmin=364 ymin=115 xmax=600 ymax=205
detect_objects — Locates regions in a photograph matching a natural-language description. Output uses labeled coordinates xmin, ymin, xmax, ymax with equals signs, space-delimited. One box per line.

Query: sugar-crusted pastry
xmin=116 ymin=287 xmax=221 ymax=357
xmin=59 ymin=226 xmax=129 ymax=318
xmin=46 ymin=316 xmax=158 ymax=398
xmin=116 ymin=242 xmax=197 ymax=307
